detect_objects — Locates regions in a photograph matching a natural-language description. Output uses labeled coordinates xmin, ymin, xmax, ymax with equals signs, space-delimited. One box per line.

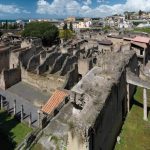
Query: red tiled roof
xmin=41 ymin=89 xmax=69 ymax=115
xmin=131 ymin=41 xmax=147 ymax=49
xmin=132 ymin=36 xmax=150 ymax=44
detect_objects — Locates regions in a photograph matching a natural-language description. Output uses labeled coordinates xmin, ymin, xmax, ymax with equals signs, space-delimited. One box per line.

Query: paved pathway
xmin=0 ymin=88 xmax=39 ymax=127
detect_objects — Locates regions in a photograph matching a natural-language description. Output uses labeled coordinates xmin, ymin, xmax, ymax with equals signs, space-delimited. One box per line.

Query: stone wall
xmin=21 ymin=68 xmax=66 ymax=93
xmin=50 ymin=54 xmax=68 ymax=74
xmin=0 ymin=48 xmax=10 ymax=73
xmin=19 ymin=46 xmax=43 ymax=69
xmin=88 ymin=54 xmax=138 ymax=150
xmin=37 ymin=51 xmax=60 ymax=75
xmin=0 ymin=68 xmax=21 ymax=90
xmin=78 ymin=59 xmax=92 ymax=76
xmin=27 ymin=54 xmax=40 ymax=72
xmin=68 ymin=52 xmax=138 ymax=150
xmin=9 ymin=51 xmax=20 ymax=69
xmin=60 ymin=56 xmax=77 ymax=76
xmin=63 ymin=63 xmax=78 ymax=90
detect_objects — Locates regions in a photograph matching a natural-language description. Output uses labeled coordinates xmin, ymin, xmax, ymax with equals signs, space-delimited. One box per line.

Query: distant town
xmin=1 ymin=10 xmax=150 ymax=31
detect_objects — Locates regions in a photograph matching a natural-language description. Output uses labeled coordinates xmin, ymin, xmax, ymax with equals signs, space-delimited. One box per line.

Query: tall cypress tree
xmin=69 ymin=22 xmax=73 ymax=31
xmin=63 ymin=23 xmax=68 ymax=30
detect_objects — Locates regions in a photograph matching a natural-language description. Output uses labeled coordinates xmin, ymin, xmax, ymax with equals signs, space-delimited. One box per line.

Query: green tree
xmin=69 ymin=22 xmax=73 ymax=31
xmin=59 ymin=29 xmax=74 ymax=41
xmin=22 ymin=22 xmax=59 ymax=46
xmin=139 ymin=10 xmax=143 ymax=18
xmin=63 ymin=23 xmax=68 ymax=30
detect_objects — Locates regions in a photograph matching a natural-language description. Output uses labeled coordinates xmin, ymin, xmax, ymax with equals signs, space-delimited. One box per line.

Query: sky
xmin=0 ymin=0 xmax=150 ymax=19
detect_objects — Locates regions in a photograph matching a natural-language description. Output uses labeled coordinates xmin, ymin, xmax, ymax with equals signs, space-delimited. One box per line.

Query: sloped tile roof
xmin=41 ymin=89 xmax=69 ymax=115
xmin=132 ymin=36 xmax=150 ymax=44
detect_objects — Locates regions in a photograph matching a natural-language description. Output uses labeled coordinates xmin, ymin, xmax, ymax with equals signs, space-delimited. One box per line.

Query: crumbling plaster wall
xmin=78 ymin=58 xmax=93 ymax=76
xmin=19 ymin=46 xmax=43 ymax=69
xmin=67 ymin=53 xmax=138 ymax=150
xmin=64 ymin=64 xmax=78 ymax=90
xmin=0 ymin=49 xmax=10 ymax=73
xmin=0 ymin=68 xmax=21 ymax=90
xmin=37 ymin=51 xmax=60 ymax=74
xmin=21 ymin=68 xmax=66 ymax=93
xmin=9 ymin=51 xmax=20 ymax=69
xmin=50 ymin=54 xmax=68 ymax=74
xmin=60 ymin=56 xmax=77 ymax=76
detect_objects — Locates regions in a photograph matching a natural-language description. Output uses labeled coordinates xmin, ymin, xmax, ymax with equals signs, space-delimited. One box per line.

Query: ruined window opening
xmin=140 ymin=49 xmax=143 ymax=55
xmin=46 ymin=65 xmax=49 ymax=71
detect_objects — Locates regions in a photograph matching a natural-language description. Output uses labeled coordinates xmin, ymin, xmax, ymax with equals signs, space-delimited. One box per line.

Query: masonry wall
xmin=19 ymin=46 xmax=43 ymax=69
xmin=27 ymin=54 xmax=40 ymax=72
xmin=50 ymin=54 xmax=68 ymax=74
xmin=0 ymin=68 xmax=21 ymax=89
xmin=37 ymin=51 xmax=60 ymax=74
xmin=60 ymin=56 xmax=77 ymax=76
xmin=22 ymin=68 xmax=66 ymax=93
xmin=9 ymin=51 xmax=20 ymax=69
xmin=128 ymin=53 xmax=139 ymax=100
xmin=0 ymin=49 xmax=9 ymax=73
xmin=89 ymin=72 xmax=126 ymax=150
xmin=88 ymin=54 xmax=138 ymax=150
xmin=64 ymin=64 xmax=78 ymax=90
xmin=78 ymin=59 xmax=91 ymax=76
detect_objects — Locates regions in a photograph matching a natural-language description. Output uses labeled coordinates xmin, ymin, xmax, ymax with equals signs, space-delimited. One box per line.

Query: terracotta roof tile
xmin=41 ymin=89 xmax=69 ymax=114
xmin=132 ymin=36 xmax=150 ymax=44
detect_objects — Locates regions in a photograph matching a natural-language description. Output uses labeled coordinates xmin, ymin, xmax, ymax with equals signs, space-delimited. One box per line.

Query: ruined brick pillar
xmin=0 ymin=96 xmax=3 ymax=110
xmin=143 ymin=88 xmax=148 ymax=121
xmin=29 ymin=112 xmax=32 ymax=127
xmin=13 ymin=100 xmax=16 ymax=115
xmin=127 ymin=83 xmax=130 ymax=113
xmin=37 ymin=110 xmax=41 ymax=128
xmin=21 ymin=105 xmax=24 ymax=122
xmin=7 ymin=102 xmax=9 ymax=112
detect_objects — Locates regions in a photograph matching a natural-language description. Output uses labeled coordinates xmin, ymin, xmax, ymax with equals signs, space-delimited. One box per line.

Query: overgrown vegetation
xmin=115 ymin=87 xmax=150 ymax=150
xmin=133 ymin=27 xmax=150 ymax=33
xmin=22 ymin=22 xmax=59 ymax=46
xmin=59 ymin=29 xmax=74 ymax=41
xmin=0 ymin=110 xmax=32 ymax=149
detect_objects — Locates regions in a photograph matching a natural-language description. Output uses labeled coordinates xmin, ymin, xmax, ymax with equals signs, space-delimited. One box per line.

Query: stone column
xmin=143 ymin=88 xmax=148 ymax=121
xmin=127 ymin=83 xmax=130 ymax=113
xmin=29 ymin=112 xmax=32 ymax=128
xmin=1 ymin=96 xmax=3 ymax=110
xmin=21 ymin=105 xmax=24 ymax=123
xmin=143 ymin=48 xmax=146 ymax=68
xmin=13 ymin=100 xmax=16 ymax=116
xmin=37 ymin=110 xmax=41 ymax=128
xmin=7 ymin=102 xmax=9 ymax=112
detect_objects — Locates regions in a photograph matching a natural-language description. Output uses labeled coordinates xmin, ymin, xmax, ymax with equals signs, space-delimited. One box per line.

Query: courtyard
xmin=115 ymin=87 xmax=150 ymax=150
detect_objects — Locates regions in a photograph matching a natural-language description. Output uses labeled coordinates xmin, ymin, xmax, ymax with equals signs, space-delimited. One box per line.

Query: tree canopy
xmin=59 ymin=29 xmax=74 ymax=41
xmin=22 ymin=22 xmax=59 ymax=46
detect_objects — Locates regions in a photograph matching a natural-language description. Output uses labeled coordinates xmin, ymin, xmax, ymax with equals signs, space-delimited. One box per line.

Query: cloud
xmin=83 ymin=0 xmax=92 ymax=5
xmin=97 ymin=0 xmax=109 ymax=4
xmin=22 ymin=10 xmax=31 ymax=14
xmin=0 ymin=3 xmax=30 ymax=15
xmin=0 ymin=4 xmax=20 ymax=14
xmin=36 ymin=0 xmax=150 ymax=17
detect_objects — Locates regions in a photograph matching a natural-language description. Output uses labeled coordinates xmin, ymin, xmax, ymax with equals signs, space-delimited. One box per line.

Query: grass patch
xmin=0 ymin=110 xmax=32 ymax=149
xmin=133 ymin=27 xmax=150 ymax=33
xmin=115 ymin=87 xmax=150 ymax=150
